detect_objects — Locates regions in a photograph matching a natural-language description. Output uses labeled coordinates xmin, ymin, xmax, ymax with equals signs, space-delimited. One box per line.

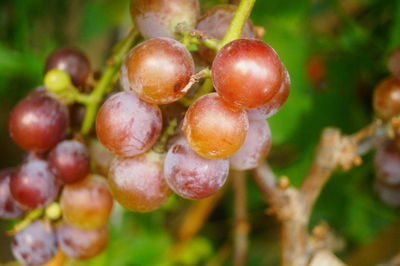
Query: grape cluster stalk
xmin=0 ymin=0 xmax=293 ymax=264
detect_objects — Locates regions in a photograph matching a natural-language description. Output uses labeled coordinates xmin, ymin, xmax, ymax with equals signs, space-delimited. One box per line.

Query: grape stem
xmin=218 ymin=0 xmax=256 ymax=49
xmin=179 ymin=78 xmax=213 ymax=107
xmin=182 ymin=68 xmax=211 ymax=93
xmin=152 ymin=119 xmax=178 ymax=153
xmin=79 ymin=28 xmax=139 ymax=135
xmin=6 ymin=208 xmax=43 ymax=236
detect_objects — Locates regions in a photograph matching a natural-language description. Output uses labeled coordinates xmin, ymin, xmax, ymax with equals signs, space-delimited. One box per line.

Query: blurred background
xmin=1 ymin=0 xmax=400 ymax=265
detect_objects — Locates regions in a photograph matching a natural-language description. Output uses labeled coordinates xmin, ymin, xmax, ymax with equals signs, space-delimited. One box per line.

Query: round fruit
xmin=373 ymin=77 xmax=400 ymax=120
xmin=96 ymin=91 xmax=162 ymax=157
xmin=183 ymin=93 xmax=248 ymax=159
xmin=164 ymin=138 xmax=229 ymax=199
xmin=0 ymin=169 xmax=23 ymax=219
xmin=124 ymin=38 xmax=195 ymax=104
xmin=108 ymin=151 xmax=171 ymax=212
xmin=130 ymin=0 xmax=200 ymax=39
xmin=44 ymin=47 xmax=91 ymax=88
xmin=212 ymin=39 xmax=284 ymax=108
xmin=9 ymin=92 xmax=69 ymax=152
xmin=61 ymin=175 xmax=113 ymax=229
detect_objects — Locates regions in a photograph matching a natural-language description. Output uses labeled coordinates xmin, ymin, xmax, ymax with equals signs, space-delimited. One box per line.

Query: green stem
xmin=152 ymin=119 xmax=178 ymax=153
xmin=7 ymin=209 xmax=43 ymax=235
xmin=179 ymin=78 xmax=213 ymax=107
xmin=218 ymin=0 xmax=256 ymax=49
xmin=80 ymin=29 xmax=139 ymax=135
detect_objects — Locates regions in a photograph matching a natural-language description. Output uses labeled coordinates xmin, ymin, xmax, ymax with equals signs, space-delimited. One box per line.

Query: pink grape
xmin=229 ymin=119 xmax=272 ymax=170
xmin=164 ymin=138 xmax=229 ymax=200
xmin=96 ymin=91 xmax=162 ymax=157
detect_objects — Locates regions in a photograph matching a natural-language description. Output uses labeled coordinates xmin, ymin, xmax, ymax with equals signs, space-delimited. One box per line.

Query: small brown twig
xmin=252 ymin=118 xmax=391 ymax=266
xmin=232 ymin=170 xmax=249 ymax=266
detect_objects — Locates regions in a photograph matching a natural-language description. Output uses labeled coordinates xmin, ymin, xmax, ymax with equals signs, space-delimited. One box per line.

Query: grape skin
xmin=183 ymin=93 xmax=249 ymax=159
xmin=57 ymin=222 xmax=108 ymax=260
xmin=48 ymin=140 xmax=90 ymax=184
xmin=164 ymin=138 xmax=229 ymax=200
xmin=12 ymin=220 xmax=57 ymax=266
xmin=10 ymin=159 xmax=59 ymax=209
xmin=125 ymin=38 xmax=195 ymax=104
xmin=229 ymin=119 xmax=272 ymax=170
xmin=130 ymin=0 xmax=200 ymax=39
xmin=9 ymin=93 xmax=69 ymax=152
xmin=108 ymin=151 xmax=172 ymax=212
xmin=212 ymin=39 xmax=284 ymax=109
xmin=374 ymin=141 xmax=400 ymax=186
xmin=196 ymin=4 xmax=255 ymax=62
xmin=61 ymin=175 xmax=113 ymax=229
xmin=247 ymin=68 xmax=290 ymax=120
xmin=0 ymin=169 xmax=23 ymax=219
xmin=96 ymin=91 xmax=162 ymax=158
xmin=45 ymin=47 xmax=91 ymax=88
xmin=373 ymin=77 xmax=400 ymax=120
xmin=374 ymin=180 xmax=400 ymax=207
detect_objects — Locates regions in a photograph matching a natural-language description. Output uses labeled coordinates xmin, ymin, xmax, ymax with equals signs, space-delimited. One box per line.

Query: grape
xmin=130 ymin=0 xmax=200 ymax=39
xmin=196 ymin=4 xmax=255 ymax=62
xmin=45 ymin=47 xmax=91 ymax=88
xmin=373 ymin=77 xmax=400 ymax=120
xmin=0 ymin=169 xmax=23 ymax=219
xmin=164 ymin=138 xmax=229 ymax=200
xmin=374 ymin=180 xmax=400 ymax=207
xmin=96 ymin=91 xmax=162 ymax=157
xmin=108 ymin=151 xmax=171 ymax=212
xmin=247 ymin=68 xmax=290 ymax=120
xmin=57 ymin=222 xmax=108 ymax=260
xmin=9 ymin=92 xmax=69 ymax=152
xmin=10 ymin=159 xmax=59 ymax=209
xmin=374 ymin=141 xmax=400 ymax=186
xmin=44 ymin=69 xmax=72 ymax=93
xmin=12 ymin=220 xmax=57 ymax=266
xmin=229 ymin=119 xmax=272 ymax=170
xmin=48 ymin=140 xmax=90 ymax=184
xmin=388 ymin=47 xmax=400 ymax=80
xmin=182 ymin=93 xmax=248 ymax=159
xmin=88 ymin=139 xmax=115 ymax=177
xmin=61 ymin=175 xmax=113 ymax=229
xmin=212 ymin=39 xmax=284 ymax=109
xmin=124 ymin=38 xmax=195 ymax=104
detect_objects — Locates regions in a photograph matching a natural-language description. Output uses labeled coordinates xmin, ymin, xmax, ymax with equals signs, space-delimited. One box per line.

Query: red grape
xmin=124 ymin=38 xmax=195 ymax=104
xmin=48 ymin=140 xmax=90 ymax=184
xmin=164 ymin=138 xmax=229 ymax=199
xmin=388 ymin=47 xmax=400 ymax=80
xmin=0 ymin=169 xmax=23 ymax=219
xmin=96 ymin=91 xmax=162 ymax=157
xmin=45 ymin=47 xmax=91 ymax=88
xmin=229 ymin=119 xmax=272 ymax=170
xmin=60 ymin=175 xmax=113 ymax=229
xmin=374 ymin=141 xmax=400 ymax=186
xmin=183 ymin=93 xmax=249 ymax=159
xmin=374 ymin=180 xmax=400 ymax=207
xmin=9 ymin=92 xmax=69 ymax=152
xmin=12 ymin=220 xmax=57 ymax=266
xmin=57 ymin=222 xmax=108 ymax=260
xmin=10 ymin=159 xmax=59 ymax=209
xmin=196 ymin=4 xmax=255 ymax=62
xmin=247 ymin=68 xmax=290 ymax=120
xmin=212 ymin=39 xmax=284 ymax=108
xmin=108 ymin=151 xmax=171 ymax=212
xmin=130 ymin=0 xmax=200 ymax=39
xmin=373 ymin=77 xmax=400 ymax=120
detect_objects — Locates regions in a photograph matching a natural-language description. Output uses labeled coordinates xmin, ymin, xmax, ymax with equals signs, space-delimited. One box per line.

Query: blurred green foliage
xmin=1 ymin=0 xmax=400 ymax=265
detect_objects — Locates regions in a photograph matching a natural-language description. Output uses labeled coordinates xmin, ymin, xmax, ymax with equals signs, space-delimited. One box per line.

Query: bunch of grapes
xmin=372 ymin=47 xmax=400 ymax=206
xmin=1 ymin=0 xmax=291 ymax=264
